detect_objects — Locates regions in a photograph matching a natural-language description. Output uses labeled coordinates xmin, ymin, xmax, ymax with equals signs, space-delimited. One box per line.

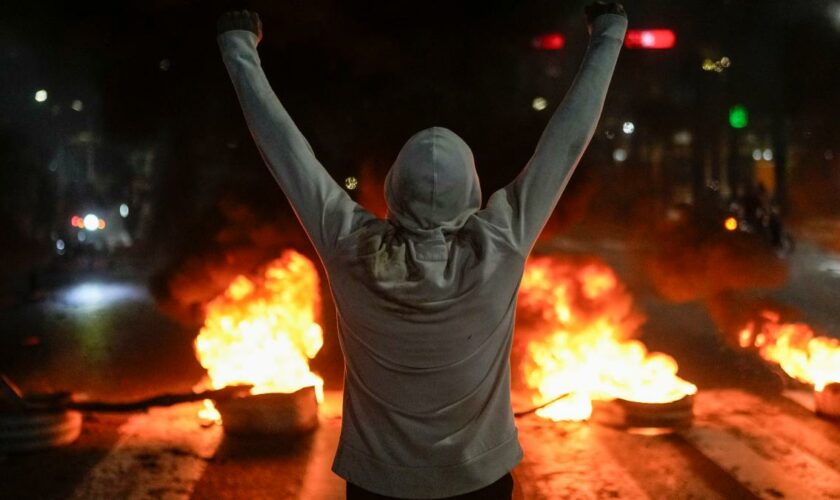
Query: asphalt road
xmin=1 ymin=237 xmax=838 ymax=498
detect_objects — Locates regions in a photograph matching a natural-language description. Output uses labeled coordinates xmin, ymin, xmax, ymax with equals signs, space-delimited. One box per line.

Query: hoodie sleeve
xmin=218 ymin=30 xmax=374 ymax=257
xmin=479 ymin=14 xmax=627 ymax=252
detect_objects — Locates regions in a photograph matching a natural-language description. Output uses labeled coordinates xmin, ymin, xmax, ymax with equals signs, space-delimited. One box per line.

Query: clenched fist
xmin=217 ymin=10 xmax=263 ymax=45
xmin=584 ymin=2 xmax=626 ymax=34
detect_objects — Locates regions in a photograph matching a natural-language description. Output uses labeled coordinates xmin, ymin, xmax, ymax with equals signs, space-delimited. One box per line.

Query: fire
xmin=519 ymin=257 xmax=697 ymax=421
xmin=739 ymin=310 xmax=840 ymax=391
xmin=194 ymin=250 xmax=324 ymax=421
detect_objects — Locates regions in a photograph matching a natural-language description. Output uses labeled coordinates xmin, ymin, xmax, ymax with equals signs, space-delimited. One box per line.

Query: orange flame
xmin=739 ymin=310 xmax=840 ymax=391
xmin=194 ymin=250 xmax=324 ymax=421
xmin=519 ymin=257 xmax=696 ymax=421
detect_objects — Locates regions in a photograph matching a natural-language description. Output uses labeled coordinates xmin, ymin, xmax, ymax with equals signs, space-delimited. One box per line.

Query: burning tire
xmin=592 ymin=394 xmax=694 ymax=433
xmin=216 ymin=386 xmax=319 ymax=436
xmin=0 ymin=409 xmax=83 ymax=454
xmin=815 ymin=383 xmax=840 ymax=419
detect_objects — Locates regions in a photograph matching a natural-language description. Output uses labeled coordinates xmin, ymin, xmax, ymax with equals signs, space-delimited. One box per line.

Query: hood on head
xmin=385 ymin=127 xmax=481 ymax=233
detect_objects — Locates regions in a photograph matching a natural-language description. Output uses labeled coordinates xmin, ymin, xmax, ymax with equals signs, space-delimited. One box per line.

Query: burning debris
xmin=738 ymin=310 xmax=840 ymax=418
xmin=516 ymin=256 xmax=697 ymax=423
xmin=193 ymin=250 xmax=325 ymax=431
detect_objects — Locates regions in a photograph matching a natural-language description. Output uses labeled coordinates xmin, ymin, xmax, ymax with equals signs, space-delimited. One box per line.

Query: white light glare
xmin=622 ymin=121 xmax=635 ymax=134
xmin=613 ymin=148 xmax=628 ymax=162
xmin=56 ymin=239 xmax=65 ymax=251
xmin=752 ymin=149 xmax=763 ymax=161
xmin=83 ymin=214 xmax=100 ymax=231
xmin=71 ymin=100 xmax=84 ymax=111
xmin=119 ymin=203 xmax=130 ymax=218
xmin=35 ymin=89 xmax=48 ymax=102
xmin=829 ymin=2 xmax=840 ymax=31
xmin=673 ymin=130 xmax=692 ymax=146
xmin=532 ymin=97 xmax=548 ymax=111
xmin=762 ymin=148 xmax=774 ymax=161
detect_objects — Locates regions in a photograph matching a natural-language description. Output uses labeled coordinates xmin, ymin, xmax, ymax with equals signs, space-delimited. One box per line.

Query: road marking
xmin=70 ymin=402 xmax=221 ymax=500
xmin=515 ymin=418 xmax=648 ymax=500
xmin=684 ymin=390 xmax=840 ymax=499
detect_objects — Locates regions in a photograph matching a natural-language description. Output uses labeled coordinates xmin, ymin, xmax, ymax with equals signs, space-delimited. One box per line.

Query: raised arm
xmin=217 ymin=11 xmax=373 ymax=257
xmin=481 ymin=3 xmax=627 ymax=252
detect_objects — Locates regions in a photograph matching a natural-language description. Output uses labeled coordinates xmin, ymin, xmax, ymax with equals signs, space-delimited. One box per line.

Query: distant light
xmin=83 ymin=214 xmax=100 ymax=231
xmin=724 ymin=217 xmax=738 ymax=232
xmin=344 ymin=176 xmax=358 ymax=190
xmin=532 ymin=97 xmax=548 ymax=111
xmin=673 ymin=130 xmax=692 ymax=146
xmin=613 ymin=148 xmax=628 ymax=162
xmin=729 ymin=105 xmax=748 ymax=129
xmin=65 ymin=283 xmax=104 ymax=306
xmin=61 ymin=282 xmax=146 ymax=309
xmin=703 ymin=56 xmax=731 ymax=73
xmin=762 ymin=148 xmax=773 ymax=161
xmin=77 ymin=231 xmax=87 ymax=242
xmin=159 ymin=58 xmax=171 ymax=71
xmin=625 ymin=29 xmax=676 ymax=49
xmin=71 ymin=215 xmax=83 ymax=228
xmin=56 ymin=239 xmax=65 ymax=251
xmin=120 ymin=203 xmax=130 ymax=217
xmin=752 ymin=149 xmax=763 ymax=161
xmin=622 ymin=121 xmax=635 ymax=134
xmin=532 ymin=33 xmax=565 ymax=51
xmin=829 ymin=2 xmax=840 ymax=31
xmin=98 ymin=219 xmax=106 ymax=230
xmin=71 ymin=99 xmax=84 ymax=112
xmin=34 ymin=89 xmax=48 ymax=102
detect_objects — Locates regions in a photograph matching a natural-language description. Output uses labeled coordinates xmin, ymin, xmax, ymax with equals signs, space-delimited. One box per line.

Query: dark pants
xmin=346 ymin=473 xmax=514 ymax=500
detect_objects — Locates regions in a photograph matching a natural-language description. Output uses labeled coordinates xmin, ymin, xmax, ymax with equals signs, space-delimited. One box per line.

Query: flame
xmin=519 ymin=257 xmax=697 ymax=421
xmin=194 ymin=250 xmax=324 ymax=421
xmin=739 ymin=310 xmax=840 ymax=391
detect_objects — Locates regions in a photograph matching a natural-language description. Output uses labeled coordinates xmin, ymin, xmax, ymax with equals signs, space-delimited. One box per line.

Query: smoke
xmin=704 ymin=292 xmax=800 ymax=348
xmin=642 ymin=203 xmax=788 ymax=303
xmin=356 ymin=161 xmax=388 ymax=218
xmin=150 ymin=197 xmax=310 ymax=326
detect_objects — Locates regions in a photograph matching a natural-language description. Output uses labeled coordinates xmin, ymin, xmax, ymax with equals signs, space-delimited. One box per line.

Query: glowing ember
xmin=194 ymin=250 xmax=324 ymax=422
xmin=739 ymin=310 xmax=840 ymax=391
xmin=519 ymin=257 xmax=696 ymax=421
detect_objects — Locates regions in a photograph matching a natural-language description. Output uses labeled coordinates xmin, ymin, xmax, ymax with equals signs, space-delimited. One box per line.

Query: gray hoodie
xmin=219 ymin=13 xmax=626 ymax=498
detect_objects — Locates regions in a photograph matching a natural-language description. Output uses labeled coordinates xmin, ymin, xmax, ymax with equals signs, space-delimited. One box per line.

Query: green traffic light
xmin=729 ymin=105 xmax=748 ymax=129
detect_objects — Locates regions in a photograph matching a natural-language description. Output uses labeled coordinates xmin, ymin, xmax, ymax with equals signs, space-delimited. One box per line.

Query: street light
xmin=34 ymin=89 xmax=48 ymax=102
xmin=532 ymin=97 xmax=548 ymax=111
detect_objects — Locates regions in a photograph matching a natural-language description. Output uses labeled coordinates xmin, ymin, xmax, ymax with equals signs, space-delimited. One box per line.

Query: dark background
xmin=1 ymin=0 xmax=839 ymax=390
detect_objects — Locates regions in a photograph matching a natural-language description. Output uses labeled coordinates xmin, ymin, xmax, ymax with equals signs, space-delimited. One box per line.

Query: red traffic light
xmin=532 ymin=33 xmax=565 ymax=50
xmin=625 ymin=29 xmax=676 ymax=49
